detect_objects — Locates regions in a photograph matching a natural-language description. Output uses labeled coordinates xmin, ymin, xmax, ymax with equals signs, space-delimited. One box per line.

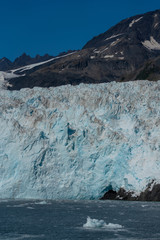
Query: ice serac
xmin=0 ymin=81 xmax=160 ymax=199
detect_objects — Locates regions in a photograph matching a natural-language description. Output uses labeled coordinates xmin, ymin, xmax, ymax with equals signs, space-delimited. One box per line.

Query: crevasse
xmin=0 ymin=81 xmax=160 ymax=199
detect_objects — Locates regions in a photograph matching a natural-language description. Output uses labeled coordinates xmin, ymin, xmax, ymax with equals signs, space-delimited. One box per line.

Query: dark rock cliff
xmin=100 ymin=183 xmax=160 ymax=201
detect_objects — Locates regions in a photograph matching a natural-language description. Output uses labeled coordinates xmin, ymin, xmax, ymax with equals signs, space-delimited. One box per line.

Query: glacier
xmin=0 ymin=81 xmax=160 ymax=199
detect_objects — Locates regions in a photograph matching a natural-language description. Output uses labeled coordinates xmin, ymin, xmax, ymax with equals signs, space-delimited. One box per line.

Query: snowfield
xmin=0 ymin=81 xmax=160 ymax=199
xmin=142 ymin=36 xmax=160 ymax=51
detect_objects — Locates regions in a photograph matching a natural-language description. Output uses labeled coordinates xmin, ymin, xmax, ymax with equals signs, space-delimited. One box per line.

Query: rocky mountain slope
xmin=3 ymin=9 xmax=160 ymax=90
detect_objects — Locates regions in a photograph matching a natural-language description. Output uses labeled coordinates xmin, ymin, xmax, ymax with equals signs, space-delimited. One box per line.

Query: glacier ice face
xmin=0 ymin=81 xmax=160 ymax=199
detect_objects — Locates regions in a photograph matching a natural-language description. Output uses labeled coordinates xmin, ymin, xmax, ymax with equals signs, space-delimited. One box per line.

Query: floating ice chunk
xmin=83 ymin=216 xmax=107 ymax=228
xmin=83 ymin=216 xmax=123 ymax=229
xmin=141 ymin=204 xmax=148 ymax=208
xmin=8 ymin=203 xmax=30 ymax=208
xmin=34 ymin=200 xmax=49 ymax=205
xmin=1 ymin=233 xmax=44 ymax=239
xmin=106 ymin=223 xmax=123 ymax=229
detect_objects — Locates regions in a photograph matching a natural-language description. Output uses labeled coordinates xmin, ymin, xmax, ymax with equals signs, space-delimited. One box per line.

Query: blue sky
xmin=0 ymin=0 xmax=160 ymax=61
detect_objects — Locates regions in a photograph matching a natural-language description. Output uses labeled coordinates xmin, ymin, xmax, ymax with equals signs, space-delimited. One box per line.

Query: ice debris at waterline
xmin=0 ymin=81 xmax=160 ymax=199
xmin=83 ymin=217 xmax=123 ymax=229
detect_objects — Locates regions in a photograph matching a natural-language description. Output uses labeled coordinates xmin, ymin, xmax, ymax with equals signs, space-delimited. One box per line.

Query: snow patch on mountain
xmin=105 ymin=33 xmax=123 ymax=41
xmin=101 ymin=47 xmax=109 ymax=53
xmin=0 ymin=81 xmax=160 ymax=199
xmin=110 ymin=38 xmax=121 ymax=47
xmin=129 ymin=17 xmax=143 ymax=27
xmin=154 ymin=22 xmax=159 ymax=28
xmin=104 ymin=55 xmax=114 ymax=58
xmin=142 ymin=36 xmax=160 ymax=50
xmin=118 ymin=57 xmax=124 ymax=60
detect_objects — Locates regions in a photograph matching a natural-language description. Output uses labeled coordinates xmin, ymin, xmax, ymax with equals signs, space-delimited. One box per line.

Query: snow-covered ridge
xmin=0 ymin=81 xmax=160 ymax=199
xmin=10 ymin=52 xmax=76 ymax=74
xmin=142 ymin=36 xmax=160 ymax=51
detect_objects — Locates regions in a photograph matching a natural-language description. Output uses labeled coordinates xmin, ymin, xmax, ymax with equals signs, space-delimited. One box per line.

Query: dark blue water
xmin=0 ymin=199 xmax=160 ymax=240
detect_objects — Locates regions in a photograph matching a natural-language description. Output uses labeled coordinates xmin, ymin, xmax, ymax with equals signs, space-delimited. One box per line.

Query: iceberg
xmin=83 ymin=216 xmax=123 ymax=229
xmin=0 ymin=81 xmax=160 ymax=199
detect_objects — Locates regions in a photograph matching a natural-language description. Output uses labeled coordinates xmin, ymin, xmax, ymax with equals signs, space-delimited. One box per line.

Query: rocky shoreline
xmin=101 ymin=183 xmax=160 ymax=201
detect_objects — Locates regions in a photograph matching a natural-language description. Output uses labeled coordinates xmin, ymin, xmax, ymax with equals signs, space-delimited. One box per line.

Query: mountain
xmin=4 ymin=9 xmax=160 ymax=90
xmin=0 ymin=57 xmax=13 ymax=71
xmin=0 ymin=53 xmax=53 ymax=71
xmin=0 ymin=81 xmax=160 ymax=200
xmin=13 ymin=53 xmax=53 ymax=68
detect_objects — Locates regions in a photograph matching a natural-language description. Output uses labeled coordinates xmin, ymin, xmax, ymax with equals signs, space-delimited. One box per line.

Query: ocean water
xmin=0 ymin=200 xmax=160 ymax=240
